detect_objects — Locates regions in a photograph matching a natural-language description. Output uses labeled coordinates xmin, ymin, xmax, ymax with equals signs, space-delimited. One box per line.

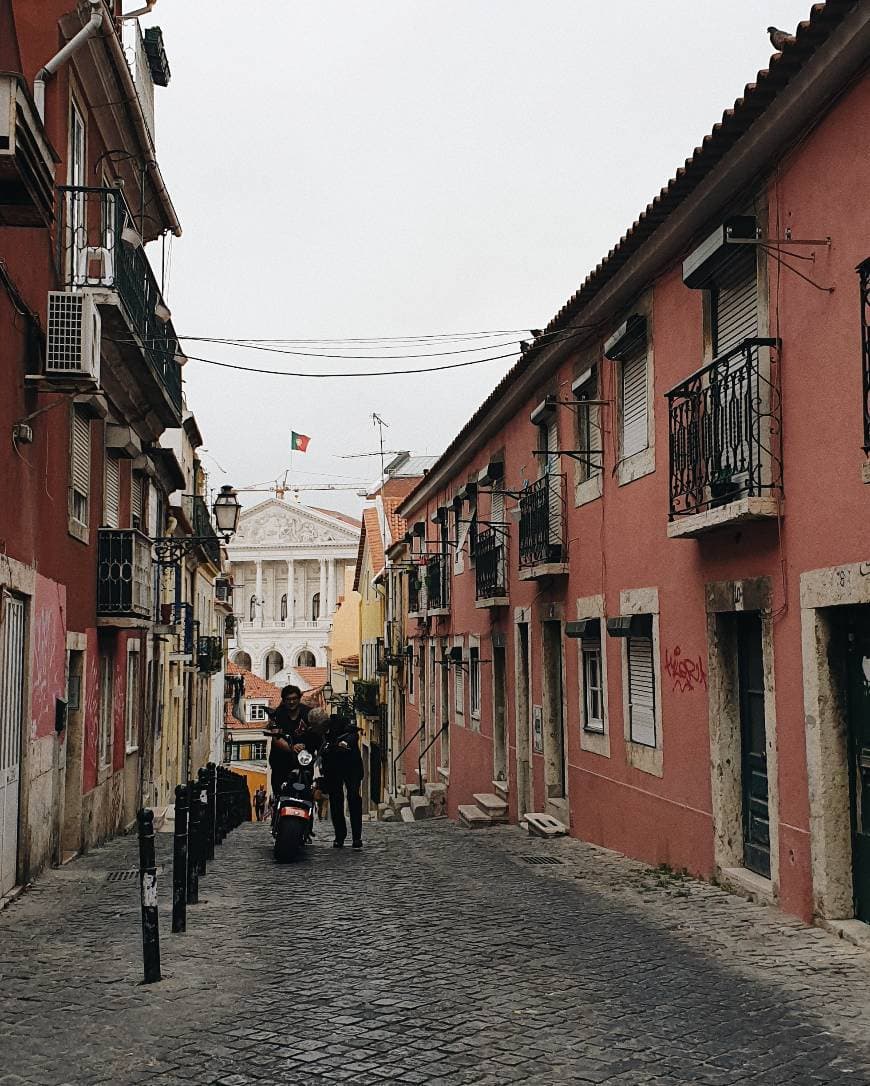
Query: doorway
xmin=493 ymin=644 xmax=507 ymax=783
xmin=0 ymin=594 xmax=25 ymax=898
xmin=62 ymin=649 xmax=85 ymax=858
xmin=846 ymin=609 xmax=870 ymax=922
xmin=542 ymin=619 xmax=566 ymax=801
xmin=736 ymin=612 xmax=770 ymax=878
xmin=440 ymin=641 xmax=450 ymax=770
xmin=515 ymin=622 xmax=532 ymax=814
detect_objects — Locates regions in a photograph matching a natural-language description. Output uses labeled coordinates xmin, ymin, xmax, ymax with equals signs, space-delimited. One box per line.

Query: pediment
xmin=233 ymin=500 xmax=360 ymax=547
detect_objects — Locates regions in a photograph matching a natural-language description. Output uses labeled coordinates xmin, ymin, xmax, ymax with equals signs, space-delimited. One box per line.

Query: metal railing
xmin=189 ymin=494 xmax=221 ymax=566
xmin=425 ymin=553 xmax=450 ymax=610
xmin=666 ymin=338 xmax=781 ymax=519
xmin=97 ymin=528 xmax=152 ymax=618
xmin=407 ymin=571 xmax=422 ymax=614
xmin=122 ymin=20 xmax=155 ymax=141
xmin=475 ymin=528 xmax=507 ymax=599
xmin=57 ymin=185 xmax=182 ymax=414
xmin=353 ymin=679 xmax=380 ymax=717
xmin=197 ymin=635 xmax=223 ymax=675
xmin=518 ymin=474 xmax=565 ymax=567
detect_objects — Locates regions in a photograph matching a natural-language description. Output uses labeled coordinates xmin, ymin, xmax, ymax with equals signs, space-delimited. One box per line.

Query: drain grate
xmin=520 ymin=855 xmax=564 ymax=866
xmin=106 ymin=865 xmax=164 ymax=883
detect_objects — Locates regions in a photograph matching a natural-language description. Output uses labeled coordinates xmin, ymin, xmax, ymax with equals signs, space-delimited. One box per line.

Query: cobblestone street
xmin=3 ymin=819 xmax=870 ymax=1085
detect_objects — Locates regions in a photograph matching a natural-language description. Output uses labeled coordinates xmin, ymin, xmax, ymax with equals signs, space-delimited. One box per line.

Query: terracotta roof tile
xmin=294 ymin=666 xmax=327 ymax=690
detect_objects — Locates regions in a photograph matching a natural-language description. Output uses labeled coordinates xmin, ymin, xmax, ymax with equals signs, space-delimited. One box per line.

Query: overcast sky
xmin=150 ymin=0 xmax=815 ymax=517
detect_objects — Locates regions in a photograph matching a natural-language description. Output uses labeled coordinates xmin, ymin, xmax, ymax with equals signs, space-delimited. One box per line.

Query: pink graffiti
xmin=664 ymin=645 xmax=707 ymax=694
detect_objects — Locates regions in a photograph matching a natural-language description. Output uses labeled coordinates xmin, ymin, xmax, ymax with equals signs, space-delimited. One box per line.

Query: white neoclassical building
xmin=225 ymin=499 xmax=361 ymax=681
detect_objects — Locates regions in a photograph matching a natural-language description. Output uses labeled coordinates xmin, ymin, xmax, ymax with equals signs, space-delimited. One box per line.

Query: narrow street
xmin=3 ymin=821 xmax=870 ymax=1085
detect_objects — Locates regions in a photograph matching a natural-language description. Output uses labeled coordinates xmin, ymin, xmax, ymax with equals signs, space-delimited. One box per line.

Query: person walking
xmin=254 ymin=785 xmax=266 ymax=821
xmin=321 ymin=715 xmax=364 ymax=849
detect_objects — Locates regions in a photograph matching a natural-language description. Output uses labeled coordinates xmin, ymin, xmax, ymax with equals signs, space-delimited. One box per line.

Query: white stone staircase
xmin=378 ymin=782 xmax=446 ymax=822
xmin=458 ymin=791 xmax=509 ymax=829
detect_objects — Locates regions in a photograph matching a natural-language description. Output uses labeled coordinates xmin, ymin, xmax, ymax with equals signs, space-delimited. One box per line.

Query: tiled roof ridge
xmin=397 ymin=2 xmax=850 ymax=514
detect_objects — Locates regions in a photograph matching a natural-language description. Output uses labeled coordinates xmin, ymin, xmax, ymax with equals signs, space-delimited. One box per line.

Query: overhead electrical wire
xmin=175 ymin=348 xmax=521 ymax=378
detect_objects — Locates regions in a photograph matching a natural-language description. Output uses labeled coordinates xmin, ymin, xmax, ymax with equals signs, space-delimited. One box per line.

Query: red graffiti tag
xmin=664 ymin=645 xmax=708 ymax=693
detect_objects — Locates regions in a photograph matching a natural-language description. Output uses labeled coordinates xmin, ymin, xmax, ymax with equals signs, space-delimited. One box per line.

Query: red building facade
xmin=0 ymin=0 xmax=186 ymax=897
xmin=397 ymin=3 xmax=870 ymax=926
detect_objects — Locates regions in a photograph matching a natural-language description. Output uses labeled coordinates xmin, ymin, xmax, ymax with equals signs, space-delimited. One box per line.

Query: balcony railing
xmin=97 ymin=528 xmax=152 ymax=619
xmin=518 ymin=474 xmax=565 ymax=568
xmin=0 ymin=74 xmax=58 ymax=227
xmin=425 ymin=553 xmax=450 ymax=611
xmin=666 ymin=338 xmax=781 ymax=520
xmin=57 ymin=185 xmax=182 ymax=416
xmin=475 ymin=529 xmax=507 ymax=600
xmin=189 ymin=494 xmax=222 ymax=566
xmin=197 ymin=635 xmax=223 ymax=675
xmin=353 ymin=679 xmax=380 ymax=717
xmin=408 ymin=571 xmax=422 ymax=614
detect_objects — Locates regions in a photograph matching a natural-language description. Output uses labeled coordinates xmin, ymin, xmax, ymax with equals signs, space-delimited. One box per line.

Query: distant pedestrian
xmin=254 ymin=786 xmax=266 ymax=821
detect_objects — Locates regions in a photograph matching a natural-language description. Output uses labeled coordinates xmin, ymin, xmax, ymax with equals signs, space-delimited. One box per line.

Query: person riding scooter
xmin=264 ymin=686 xmax=321 ymax=800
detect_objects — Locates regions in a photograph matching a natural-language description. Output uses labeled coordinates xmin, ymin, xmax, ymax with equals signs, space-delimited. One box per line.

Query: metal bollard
xmin=172 ymin=784 xmax=188 ymax=934
xmin=137 ymin=808 xmax=162 ymax=983
xmin=205 ymin=762 xmax=216 ymax=861
xmin=196 ymin=768 xmax=209 ymax=876
xmin=186 ymin=779 xmax=200 ymax=905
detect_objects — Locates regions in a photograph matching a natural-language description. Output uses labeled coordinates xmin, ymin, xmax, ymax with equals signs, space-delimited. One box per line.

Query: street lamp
xmin=152 ymin=484 xmax=241 ymax=565
xmin=213 ymin=485 xmax=242 ymax=541
xmin=322 ymin=681 xmax=334 ymax=703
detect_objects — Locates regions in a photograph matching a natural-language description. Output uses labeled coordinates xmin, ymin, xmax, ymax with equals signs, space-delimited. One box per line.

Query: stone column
xmin=255 ymin=560 xmax=263 ymax=627
xmin=318 ymin=558 xmax=327 ymax=623
xmin=286 ymin=559 xmax=295 ymax=627
xmin=327 ymin=557 xmax=336 ymax=616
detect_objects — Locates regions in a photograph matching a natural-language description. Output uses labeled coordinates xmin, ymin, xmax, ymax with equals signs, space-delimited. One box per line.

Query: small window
xmin=224 ymin=741 xmax=233 ymax=762
xmin=249 ymin=595 xmax=256 ymax=621
xmin=469 ymin=646 xmax=480 ymax=718
xmin=247 ymin=702 xmax=268 ymax=722
xmin=70 ymin=407 xmax=91 ymax=526
xmin=312 ymin=592 xmax=321 ymax=621
xmin=627 ymin=625 xmax=656 ymax=747
xmin=125 ymin=645 xmax=140 ymax=751
xmin=582 ymin=640 xmax=604 ymax=734
xmin=620 ymin=342 xmax=649 ymax=460
xmin=454 ymin=654 xmax=464 ymax=718
xmin=574 ymin=367 xmax=602 ymax=483
xmin=280 ymin=593 xmax=288 ymax=622
xmin=408 ymin=645 xmax=414 ymax=697
xmin=251 ymin=740 xmax=266 ymax=760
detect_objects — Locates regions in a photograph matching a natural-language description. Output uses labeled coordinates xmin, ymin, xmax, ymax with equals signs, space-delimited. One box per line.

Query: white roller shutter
xmin=546 ymin=420 xmax=562 ymax=546
xmin=621 ymin=346 xmax=649 ymax=459
xmin=70 ymin=408 xmax=91 ymax=523
xmin=713 ymin=248 xmax=758 ymax=355
xmin=490 ymin=486 xmax=504 ymax=526
xmin=628 ymin=634 xmax=656 ymax=747
xmin=131 ymin=472 xmax=143 ymax=529
xmin=104 ymin=455 xmax=120 ymax=528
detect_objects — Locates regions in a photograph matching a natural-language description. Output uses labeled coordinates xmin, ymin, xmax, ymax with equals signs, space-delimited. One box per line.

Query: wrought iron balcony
xmin=197 ymin=635 xmax=223 ymax=675
xmin=0 ymin=74 xmax=58 ymax=227
xmin=425 ymin=553 xmax=450 ymax=612
xmin=57 ymin=185 xmax=182 ymax=425
xmin=475 ymin=528 xmax=508 ymax=602
xmin=188 ymin=494 xmax=222 ymax=566
xmin=518 ymin=474 xmax=566 ymax=570
xmin=97 ymin=528 xmax=152 ymax=620
xmin=353 ymin=679 xmax=380 ymax=717
xmin=407 ymin=570 xmax=423 ymax=615
xmin=666 ymin=338 xmax=781 ymax=535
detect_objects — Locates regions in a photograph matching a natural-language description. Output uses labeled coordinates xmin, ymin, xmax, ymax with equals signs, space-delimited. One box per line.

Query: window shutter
xmin=628 ymin=634 xmax=656 ymax=747
xmin=71 ymin=408 xmax=91 ymax=497
xmin=713 ymin=248 xmax=757 ymax=356
xmin=621 ymin=347 xmax=648 ymax=459
xmin=490 ymin=486 xmax=504 ymax=526
xmin=104 ymin=455 xmax=120 ymax=528
xmin=545 ymin=420 xmax=562 ymax=547
xmin=131 ymin=472 xmax=143 ymax=528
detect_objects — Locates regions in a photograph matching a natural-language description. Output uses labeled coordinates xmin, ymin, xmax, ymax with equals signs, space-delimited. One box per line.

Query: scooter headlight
xmin=297 ymin=750 xmax=313 ymax=767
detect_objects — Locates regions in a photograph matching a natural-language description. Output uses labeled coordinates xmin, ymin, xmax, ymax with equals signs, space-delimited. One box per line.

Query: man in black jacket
xmin=265 ymin=685 xmax=320 ymax=796
xmin=321 ymin=715 xmax=364 ymax=849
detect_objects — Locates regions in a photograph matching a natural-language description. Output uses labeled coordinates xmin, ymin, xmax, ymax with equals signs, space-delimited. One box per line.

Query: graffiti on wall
xmin=664 ymin=646 xmax=708 ymax=694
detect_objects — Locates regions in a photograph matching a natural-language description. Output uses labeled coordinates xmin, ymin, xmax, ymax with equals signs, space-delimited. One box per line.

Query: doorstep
xmin=719 ymin=866 xmax=774 ymax=907
xmin=817 ymin=917 xmax=870 ymax=953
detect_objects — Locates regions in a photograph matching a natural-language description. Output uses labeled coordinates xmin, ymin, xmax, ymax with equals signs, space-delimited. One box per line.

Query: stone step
xmin=400 ymin=805 xmax=416 ymax=823
xmin=492 ymin=779 xmax=509 ymax=801
xmin=523 ymin=812 xmax=568 ymax=838
xmin=458 ymin=804 xmax=492 ymax=829
xmin=473 ymin=793 xmax=508 ymax=822
xmin=409 ymin=793 xmax=434 ymax=820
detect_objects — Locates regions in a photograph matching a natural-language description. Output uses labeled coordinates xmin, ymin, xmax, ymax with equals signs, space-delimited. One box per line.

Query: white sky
xmin=150 ymin=0 xmax=816 ymax=517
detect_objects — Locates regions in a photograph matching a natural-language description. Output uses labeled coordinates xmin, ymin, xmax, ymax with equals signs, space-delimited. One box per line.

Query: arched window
xmin=297 ymin=650 xmax=316 ymax=668
xmin=249 ymin=595 xmax=256 ymax=621
xmin=233 ymin=650 xmax=252 ymax=670
xmin=312 ymin=592 xmax=320 ymax=621
xmin=265 ymin=650 xmax=284 ymax=680
xmin=280 ymin=593 xmax=288 ymax=622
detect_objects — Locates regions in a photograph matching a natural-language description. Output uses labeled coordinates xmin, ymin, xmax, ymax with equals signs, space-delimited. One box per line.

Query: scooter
xmin=272 ymin=749 xmax=316 ymax=863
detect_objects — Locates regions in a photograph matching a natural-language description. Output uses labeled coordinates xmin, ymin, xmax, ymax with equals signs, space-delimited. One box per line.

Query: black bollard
xmin=137 ymin=808 xmax=161 ymax=983
xmin=186 ymin=779 xmax=200 ymax=905
xmin=206 ymin=762 xmax=216 ymax=861
xmin=196 ymin=768 xmax=209 ymax=876
xmin=172 ymin=784 xmax=188 ymax=934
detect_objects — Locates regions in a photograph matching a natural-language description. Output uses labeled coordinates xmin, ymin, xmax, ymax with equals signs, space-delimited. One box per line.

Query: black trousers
xmin=329 ymin=770 xmax=363 ymax=844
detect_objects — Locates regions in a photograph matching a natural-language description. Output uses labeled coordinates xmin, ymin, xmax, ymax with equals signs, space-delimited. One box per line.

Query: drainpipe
xmin=121 ymin=1 xmax=157 ymax=18
xmin=34 ymin=0 xmax=103 ymax=121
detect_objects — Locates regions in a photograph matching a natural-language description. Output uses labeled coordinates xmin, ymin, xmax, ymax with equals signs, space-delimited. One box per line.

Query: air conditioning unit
xmin=45 ymin=291 xmax=101 ymax=381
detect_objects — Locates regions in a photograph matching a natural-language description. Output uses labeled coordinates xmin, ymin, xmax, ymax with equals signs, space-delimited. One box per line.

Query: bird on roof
xmin=768 ymin=26 xmax=796 ymax=50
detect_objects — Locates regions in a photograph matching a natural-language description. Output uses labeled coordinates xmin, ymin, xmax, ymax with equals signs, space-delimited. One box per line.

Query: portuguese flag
xmin=290 ymin=431 xmax=310 ymax=452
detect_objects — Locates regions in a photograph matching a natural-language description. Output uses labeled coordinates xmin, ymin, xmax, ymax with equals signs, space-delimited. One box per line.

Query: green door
xmin=737 ymin=613 xmax=770 ymax=878
xmin=846 ymin=613 xmax=870 ymax=923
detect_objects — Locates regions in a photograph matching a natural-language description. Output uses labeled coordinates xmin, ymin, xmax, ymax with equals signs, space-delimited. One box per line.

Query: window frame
xmin=247 ymin=701 xmax=268 ymax=723
xmin=581 ymin=641 xmax=604 ymax=734
xmin=469 ymin=645 xmax=481 ymax=721
xmin=124 ymin=642 xmax=140 ymax=753
xmin=98 ymin=648 xmax=113 ymax=769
